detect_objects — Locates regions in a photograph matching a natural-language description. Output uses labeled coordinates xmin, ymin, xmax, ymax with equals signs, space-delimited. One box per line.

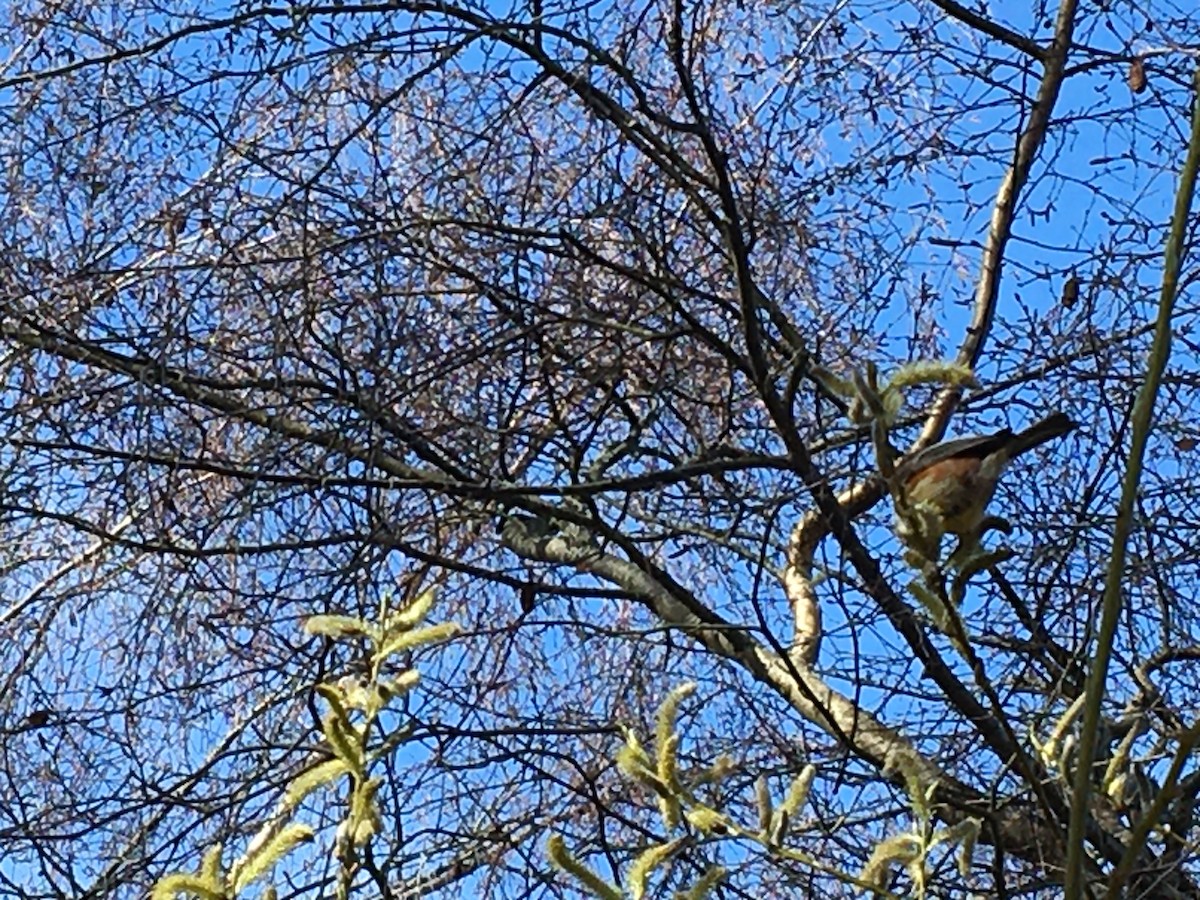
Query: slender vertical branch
xmin=1063 ymin=65 xmax=1200 ymax=898
xmin=920 ymin=0 xmax=1079 ymax=442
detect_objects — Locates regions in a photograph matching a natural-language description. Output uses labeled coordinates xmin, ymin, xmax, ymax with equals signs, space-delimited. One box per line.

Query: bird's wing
xmin=894 ymin=430 xmax=1014 ymax=481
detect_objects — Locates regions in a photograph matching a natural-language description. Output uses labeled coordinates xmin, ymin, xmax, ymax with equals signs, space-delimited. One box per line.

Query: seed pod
xmin=1128 ymin=57 xmax=1147 ymax=94
xmin=1061 ymin=272 xmax=1079 ymax=309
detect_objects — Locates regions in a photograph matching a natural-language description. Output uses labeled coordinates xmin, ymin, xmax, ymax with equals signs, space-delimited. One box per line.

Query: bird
xmin=894 ymin=412 xmax=1078 ymax=538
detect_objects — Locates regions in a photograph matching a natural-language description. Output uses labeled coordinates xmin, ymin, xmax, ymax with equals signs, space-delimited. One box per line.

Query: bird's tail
xmin=1007 ymin=412 xmax=1078 ymax=459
